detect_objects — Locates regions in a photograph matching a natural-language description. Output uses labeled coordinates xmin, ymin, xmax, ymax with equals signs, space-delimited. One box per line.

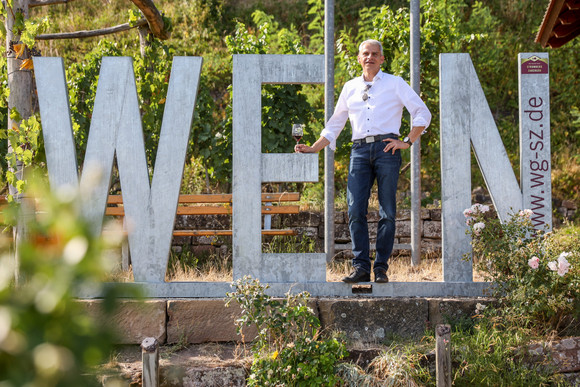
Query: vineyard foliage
xmin=1 ymin=0 xmax=579 ymax=199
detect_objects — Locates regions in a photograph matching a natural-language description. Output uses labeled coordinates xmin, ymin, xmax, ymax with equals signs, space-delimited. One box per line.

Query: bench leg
xmin=121 ymin=218 xmax=131 ymax=271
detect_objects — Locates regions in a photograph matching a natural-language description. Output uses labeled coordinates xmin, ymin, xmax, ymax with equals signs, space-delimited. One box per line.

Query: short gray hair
xmin=358 ymin=40 xmax=383 ymax=55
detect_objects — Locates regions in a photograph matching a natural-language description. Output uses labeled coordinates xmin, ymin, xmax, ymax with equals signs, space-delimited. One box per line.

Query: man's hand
xmin=382 ymin=138 xmax=410 ymax=154
xmin=295 ymin=143 xmax=316 ymax=153
xmin=294 ymin=137 xmax=330 ymax=153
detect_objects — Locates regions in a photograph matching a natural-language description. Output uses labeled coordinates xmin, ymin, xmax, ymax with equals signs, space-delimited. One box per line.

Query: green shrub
xmin=464 ymin=204 xmax=579 ymax=333
xmin=225 ymin=276 xmax=347 ymax=386
xmin=0 ymin=178 xmax=136 ymax=386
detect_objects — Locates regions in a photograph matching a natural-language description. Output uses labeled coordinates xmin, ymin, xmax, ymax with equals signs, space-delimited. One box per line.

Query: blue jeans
xmin=347 ymin=140 xmax=401 ymax=274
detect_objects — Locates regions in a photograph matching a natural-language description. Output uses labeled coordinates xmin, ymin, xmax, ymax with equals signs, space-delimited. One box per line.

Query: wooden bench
xmin=105 ymin=192 xmax=301 ymax=237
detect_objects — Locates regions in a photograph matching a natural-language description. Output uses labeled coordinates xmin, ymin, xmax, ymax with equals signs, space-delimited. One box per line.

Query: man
xmin=295 ymin=39 xmax=431 ymax=283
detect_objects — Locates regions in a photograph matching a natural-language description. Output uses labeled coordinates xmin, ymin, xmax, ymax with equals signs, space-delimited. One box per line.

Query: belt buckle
xmin=365 ymin=136 xmax=374 ymax=144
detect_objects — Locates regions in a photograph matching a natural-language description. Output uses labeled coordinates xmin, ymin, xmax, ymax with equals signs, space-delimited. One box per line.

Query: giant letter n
xmin=440 ymin=53 xmax=523 ymax=283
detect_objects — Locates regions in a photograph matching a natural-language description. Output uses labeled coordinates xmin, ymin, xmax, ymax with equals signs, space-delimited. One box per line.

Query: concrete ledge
xmin=78 ymin=299 xmax=167 ymax=344
xmin=427 ymin=298 xmax=495 ymax=326
xmin=167 ymin=299 xmax=257 ymax=344
xmin=77 ymin=297 xmax=496 ymax=344
xmin=318 ymin=298 xmax=429 ymax=341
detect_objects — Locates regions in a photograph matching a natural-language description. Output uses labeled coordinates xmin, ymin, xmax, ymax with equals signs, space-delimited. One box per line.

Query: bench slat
xmin=105 ymin=205 xmax=300 ymax=216
xmin=106 ymin=192 xmax=300 ymax=204
xmin=173 ymin=229 xmax=297 ymax=237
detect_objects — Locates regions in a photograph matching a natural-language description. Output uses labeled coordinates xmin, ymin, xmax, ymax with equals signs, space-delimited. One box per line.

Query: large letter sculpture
xmin=440 ymin=53 xmax=551 ymax=283
xmin=34 ymin=57 xmax=202 ymax=282
xmin=232 ymin=55 xmax=324 ymax=283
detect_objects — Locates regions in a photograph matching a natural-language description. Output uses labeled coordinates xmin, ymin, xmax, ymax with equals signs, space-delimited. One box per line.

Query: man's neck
xmin=362 ymin=69 xmax=380 ymax=82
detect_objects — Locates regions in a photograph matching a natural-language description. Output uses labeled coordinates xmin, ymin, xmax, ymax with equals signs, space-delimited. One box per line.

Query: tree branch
xmin=35 ymin=18 xmax=148 ymax=40
xmin=29 ymin=0 xmax=79 ymax=7
xmin=129 ymin=0 xmax=170 ymax=40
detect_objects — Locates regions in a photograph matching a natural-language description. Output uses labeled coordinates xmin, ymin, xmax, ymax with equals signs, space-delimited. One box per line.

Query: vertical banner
xmin=519 ymin=53 xmax=552 ymax=232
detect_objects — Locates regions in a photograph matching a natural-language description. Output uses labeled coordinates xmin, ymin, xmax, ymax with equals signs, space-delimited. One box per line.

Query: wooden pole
xmin=436 ymin=324 xmax=452 ymax=387
xmin=36 ymin=19 xmax=148 ymax=40
xmin=5 ymin=0 xmax=34 ymax=284
xmin=141 ymin=337 xmax=159 ymax=387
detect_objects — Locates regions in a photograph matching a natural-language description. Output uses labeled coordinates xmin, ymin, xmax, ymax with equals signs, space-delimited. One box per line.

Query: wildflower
xmin=271 ymin=350 xmax=279 ymax=360
xmin=479 ymin=204 xmax=490 ymax=213
xmin=528 ymin=256 xmax=540 ymax=269
xmin=557 ymin=253 xmax=571 ymax=276
xmin=519 ymin=209 xmax=533 ymax=218
xmin=473 ymin=222 xmax=485 ymax=235
xmin=463 ymin=208 xmax=473 ymax=217
xmin=548 ymin=261 xmax=558 ymax=272
xmin=475 ymin=303 xmax=487 ymax=314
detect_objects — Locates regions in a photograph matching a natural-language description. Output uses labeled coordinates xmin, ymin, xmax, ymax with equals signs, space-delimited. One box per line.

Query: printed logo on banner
xmin=521 ymin=55 xmax=549 ymax=74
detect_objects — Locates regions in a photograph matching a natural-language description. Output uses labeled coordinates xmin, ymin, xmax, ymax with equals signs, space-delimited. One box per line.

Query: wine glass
xmin=292 ymin=123 xmax=304 ymax=144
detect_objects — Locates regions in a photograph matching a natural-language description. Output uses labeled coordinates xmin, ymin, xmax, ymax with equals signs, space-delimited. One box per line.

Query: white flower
xmin=519 ymin=209 xmax=534 ymax=218
xmin=473 ymin=222 xmax=485 ymax=235
xmin=548 ymin=261 xmax=558 ymax=272
xmin=475 ymin=303 xmax=487 ymax=314
xmin=556 ymin=253 xmax=571 ymax=276
xmin=463 ymin=208 xmax=473 ymax=218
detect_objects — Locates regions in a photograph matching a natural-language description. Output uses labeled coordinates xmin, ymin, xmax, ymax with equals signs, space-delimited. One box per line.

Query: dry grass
xmin=106 ymin=252 xmax=487 ymax=283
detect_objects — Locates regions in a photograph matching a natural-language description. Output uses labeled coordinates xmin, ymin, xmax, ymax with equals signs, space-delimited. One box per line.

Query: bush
xmin=0 ymin=178 xmax=135 ymax=386
xmin=464 ymin=204 xmax=579 ymax=334
xmin=225 ymin=276 xmax=347 ymax=386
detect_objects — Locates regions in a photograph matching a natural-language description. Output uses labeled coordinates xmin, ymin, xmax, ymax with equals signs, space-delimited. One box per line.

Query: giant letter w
xmin=34 ymin=57 xmax=202 ymax=282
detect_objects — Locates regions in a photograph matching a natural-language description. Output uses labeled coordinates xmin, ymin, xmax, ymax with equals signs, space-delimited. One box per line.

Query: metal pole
xmin=324 ymin=0 xmax=336 ymax=263
xmin=410 ymin=0 xmax=422 ymax=266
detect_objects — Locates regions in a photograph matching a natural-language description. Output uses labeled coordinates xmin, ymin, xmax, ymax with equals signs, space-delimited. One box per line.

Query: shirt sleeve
xmin=320 ymin=85 xmax=350 ymax=150
xmin=397 ymin=77 xmax=432 ymax=130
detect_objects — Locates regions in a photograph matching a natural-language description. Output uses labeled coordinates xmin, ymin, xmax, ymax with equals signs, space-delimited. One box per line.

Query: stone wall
xmin=171 ymin=208 xmax=442 ymax=259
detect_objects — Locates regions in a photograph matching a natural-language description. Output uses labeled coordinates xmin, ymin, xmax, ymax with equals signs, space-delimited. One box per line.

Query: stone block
xmin=368 ymin=222 xmax=378 ymax=240
xmin=526 ymin=337 xmax=580 ymax=373
xmin=167 ymin=299 xmax=319 ymax=344
xmin=164 ymin=366 xmax=246 ymax=386
xmin=78 ymin=299 xmax=167 ymax=344
xmin=395 ymin=221 xmax=411 ymax=238
xmin=167 ymin=299 xmax=258 ymax=344
xmin=423 ymin=221 xmax=441 ymax=238
xmin=562 ymin=200 xmax=577 ymax=210
xmin=421 ymin=238 xmax=442 ymax=253
xmin=428 ymin=298 xmax=494 ymax=327
xmin=396 ymin=209 xmax=411 ymax=221
xmin=281 ymin=212 xmax=321 ymax=228
xmin=296 ymin=226 xmax=319 ymax=238
xmin=367 ymin=211 xmax=380 ymax=222
xmin=335 ymin=211 xmax=346 ymax=224
xmin=175 ymin=214 xmax=230 ymax=230
xmin=421 ymin=208 xmax=430 ymax=220
xmin=172 ymin=236 xmax=192 ymax=246
xmin=430 ymin=208 xmax=442 ymax=221
xmin=318 ymin=298 xmax=429 ymax=341
xmin=335 ymin=224 xmax=351 ymax=243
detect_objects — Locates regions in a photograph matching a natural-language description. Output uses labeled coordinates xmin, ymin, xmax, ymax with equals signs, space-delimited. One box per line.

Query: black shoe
xmin=342 ymin=269 xmax=370 ymax=283
xmin=374 ymin=270 xmax=389 ymax=283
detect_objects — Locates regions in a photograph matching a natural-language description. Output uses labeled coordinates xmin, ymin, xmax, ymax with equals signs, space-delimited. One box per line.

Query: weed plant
xmin=464 ymin=204 xmax=579 ymax=334
xmin=225 ymin=276 xmax=347 ymax=386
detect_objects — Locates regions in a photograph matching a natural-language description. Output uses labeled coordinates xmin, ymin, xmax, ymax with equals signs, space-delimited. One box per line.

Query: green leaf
xmin=9 ymin=108 xmax=22 ymax=122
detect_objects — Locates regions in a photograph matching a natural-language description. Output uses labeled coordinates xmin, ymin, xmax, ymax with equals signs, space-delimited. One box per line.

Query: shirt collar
xmin=360 ymin=70 xmax=385 ymax=83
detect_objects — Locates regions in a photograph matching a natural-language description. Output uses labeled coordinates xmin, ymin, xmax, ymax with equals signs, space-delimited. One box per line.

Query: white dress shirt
xmin=320 ymin=70 xmax=432 ymax=150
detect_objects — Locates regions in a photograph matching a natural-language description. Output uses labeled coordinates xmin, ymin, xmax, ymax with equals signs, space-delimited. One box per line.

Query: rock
xmin=167 ymin=299 xmax=258 ymax=344
xmin=78 ymin=299 xmax=167 ymax=344
xmin=318 ymin=298 xmax=429 ymax=340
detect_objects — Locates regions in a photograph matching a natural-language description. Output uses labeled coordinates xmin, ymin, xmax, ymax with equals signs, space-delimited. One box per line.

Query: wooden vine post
xmin=4 ymin=0 xmax=35 ymax=283
xmin=436 ymin=324 xmax=452 ymax=387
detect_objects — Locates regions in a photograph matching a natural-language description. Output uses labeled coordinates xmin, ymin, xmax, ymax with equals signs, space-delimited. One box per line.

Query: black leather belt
xmin=352 ymin=134 xmax=398 ymax=144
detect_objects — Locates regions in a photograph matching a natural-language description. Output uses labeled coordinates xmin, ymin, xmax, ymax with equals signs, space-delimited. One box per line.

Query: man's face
xmin=357 ymin=43 xmax=384 ymax=74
